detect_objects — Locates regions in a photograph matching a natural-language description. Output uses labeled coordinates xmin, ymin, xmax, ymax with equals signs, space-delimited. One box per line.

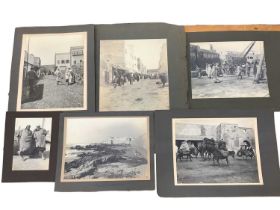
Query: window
xmin=66 ymin=60 xmax=70 ymax=64
xmin=57 ymin=60 xmax=60 ymax=64
xmin=73 ymin=60 xmax=76 ymax=65
xmin=61 ymin=60 xmax=65 ymax=64
xmin=80 ymin=60 xmax=83 ymax=64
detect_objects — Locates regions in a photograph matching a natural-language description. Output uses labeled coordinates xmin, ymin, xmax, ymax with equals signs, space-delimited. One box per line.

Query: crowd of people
xmin=111 ymin=67 xmax=168 ymax=88
xmin=15 ymin=125 xmax=48 ymax=161
xmin=55 ymin=67 xmax=76 ymax=86
xmin=195 ymin=60 xmax=264 ymax=84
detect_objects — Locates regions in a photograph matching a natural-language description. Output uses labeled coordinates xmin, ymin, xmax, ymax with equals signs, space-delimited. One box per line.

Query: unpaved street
xmin=21 ymin=75 xmax=84 ymax=110
xmin=192 ymin=75 xmax=270 ymax=99
xmin=100 ymin=79 xmax=169 ymax=111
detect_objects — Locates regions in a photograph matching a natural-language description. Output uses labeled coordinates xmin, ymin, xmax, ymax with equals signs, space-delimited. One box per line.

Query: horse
xmin=212 ymin=141 xmax=229 ymax=166
xmin=199 ymin=138 xmax=216 ymax=160
xmin=189 ymin=147 xmax=199 ymax=158
xmin=176 ymin=149 xmax=192 ymax=161
xmin=228 ymin=151 xmax=235 ymax=159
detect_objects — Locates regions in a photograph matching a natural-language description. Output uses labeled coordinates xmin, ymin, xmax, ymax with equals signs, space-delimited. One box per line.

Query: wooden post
xmin=255 ymin=54 xmax=264 ymax=83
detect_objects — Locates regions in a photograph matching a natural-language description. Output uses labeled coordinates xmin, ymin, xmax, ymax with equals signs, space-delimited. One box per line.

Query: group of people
xmin=196 ymin=63 xmax=222 ymax=83
xmin=195 ymin=60 xmax=263 ymax=83
xmin=16 ymin=125 xmax=48 ymax=161
xmin=55 ymin=67 xmax=76 ymax=85
xmin=111 ymin=67 xmax=168 ymax=88
xmin=235 ymin=62 xmax=259 ymax=81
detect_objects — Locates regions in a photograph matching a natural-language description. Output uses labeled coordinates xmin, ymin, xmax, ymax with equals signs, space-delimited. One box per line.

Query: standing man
xmin=17 ymin=125 xmax=35 ymax=160
xmin=55 ymin=67 xmax=62 ymax=85
xmin=213 ymin=63 xmax=221 ymax=83
xmin=26 ymin=67 xmax=38 ymax=98
xmin=195 ymin=64 xmax=202 ymax=78
xmin=33 ymin=125 xmax=48 ymax=160
xmin=236 ymin=65 xmax=243 ymax=79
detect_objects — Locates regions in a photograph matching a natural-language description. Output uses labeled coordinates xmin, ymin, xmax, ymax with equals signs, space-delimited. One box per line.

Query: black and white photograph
xmin=189 ymin=41 xmax=270 ymax=99
xmin=61 ymin=116 xmax=150 ymax=182
xmin=17 ymin=32 xmax=87 ymax=111
xmin=172 ymin=118 xmax=263 ymax=185
xmin=99 ymin=39 xmax=169 ymax=111
xmin=12 ymin=117 xmax=52 ymax=171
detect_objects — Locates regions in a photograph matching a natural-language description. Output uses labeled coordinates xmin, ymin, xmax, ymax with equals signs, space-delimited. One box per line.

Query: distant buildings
xmin=176 ymin=123 xmax=255 ymax=151
xmin=55 ymin=46 xmax=84 ymax=71
xmin=100 ymin=41 xmax=148 ymax=85
xmin=24 ymin=51 xmax=41 ymax=72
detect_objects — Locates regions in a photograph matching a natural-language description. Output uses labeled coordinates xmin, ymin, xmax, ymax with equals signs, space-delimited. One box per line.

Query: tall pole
xmin=42 ymin=118 xmax=45 ymax=129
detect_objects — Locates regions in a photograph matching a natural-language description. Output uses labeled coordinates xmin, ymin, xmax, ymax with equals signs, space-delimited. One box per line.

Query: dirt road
xmin=176 ymin=156 xmax=260 ymax=184
xmin=21 ymin=75 xmax=84 ymax=110
xmin=191 ymin=75 xmax=270 ymax=99
xmin=99 ymin=79 xmax=169 ymax=111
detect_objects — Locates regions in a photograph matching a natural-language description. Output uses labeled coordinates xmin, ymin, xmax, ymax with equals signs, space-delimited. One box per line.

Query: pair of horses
xmin=176 ymin=138 xmax=231 ymax=166
xmin=197 ymin=138 xmax=230 ymax=166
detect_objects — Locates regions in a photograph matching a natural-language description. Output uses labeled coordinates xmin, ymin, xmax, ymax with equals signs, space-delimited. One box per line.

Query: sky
xmin=15 ymin=117 xmax=52 ymax=131
xmin=191 ymin=41 xmax=264 ymax=56
xmin=64 ymin=117 xmax=149 ymax=145
xmin=102 ymin=39 xmax=167 ymax=69
xmin=22 ymin=32 xmax=86 ymax=65
xmin=174 ymin=117 xmax=257 ymax=130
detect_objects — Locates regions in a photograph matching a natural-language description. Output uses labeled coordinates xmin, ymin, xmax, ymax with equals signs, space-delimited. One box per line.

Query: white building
xmin=55 ymin=46 xmax=84 ymax=71
xmin=55 ymin=52 xmax=71 ymax=71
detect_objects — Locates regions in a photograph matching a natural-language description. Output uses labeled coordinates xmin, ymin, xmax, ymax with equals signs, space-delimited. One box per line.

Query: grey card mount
xmin=8 ymin=24 xmax=95 ymax=112
xmin=55 ymin=111 xmax=155 ymax=191
xmin=2 ymin=112 xmax=60 ymax=182
xmin=155 ymin=109 xmax=280 ymax=197
xmin=186 ymin=30 xmax=280 ymax=110
xmin=95 ymin=23 xmax=188 ymax=112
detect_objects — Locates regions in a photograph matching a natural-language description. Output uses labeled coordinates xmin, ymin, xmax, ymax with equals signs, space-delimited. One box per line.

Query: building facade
xmin=70 ymin=46 xmax=84 ymax=67
xmin=100 ymin=40 xmax=148 ymax=85
xmin=158 ymin=42 xmax=168 ymax=73
xmin=55 ymin=46 xmax=84 ymax=71
xmin=176 ymin=122 xmax=255 ymax=151
xmin=23 ymin=51 xmax=41 ymax=80
xmin=55 ymin=52 xmax=71 ymax=71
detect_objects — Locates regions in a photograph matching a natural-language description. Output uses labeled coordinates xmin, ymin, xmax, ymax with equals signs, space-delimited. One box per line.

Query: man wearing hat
xmin=26 ymin=67 xmax=38 ymax=98
xmin=33 ymin=125 xmax=48 ymax=160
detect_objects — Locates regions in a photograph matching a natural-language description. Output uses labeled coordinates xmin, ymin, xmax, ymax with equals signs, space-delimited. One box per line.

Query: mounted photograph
xmin=189 ymin=41 xmax=270 ymax=99
xmin=12 ymin=117 xmax=52 ymax=171
xmin=60 ymin=116 xmax=150 ymax=182
xmin=172 ymin=117 xmax=263 ymax=185
xmin=99 ymin=39 xmax=169 ymax=111
xmin=16 ymin=32 xmax=87 ymax=111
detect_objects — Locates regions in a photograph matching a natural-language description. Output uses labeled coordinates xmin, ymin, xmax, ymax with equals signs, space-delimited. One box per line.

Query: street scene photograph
xmin=61 ymin=117 xmax=150 ymax=182
xmin=189 ymin=41 xmax=270 ymax=99
xmin=17 ymin=32 xmax=87 ymax=111
xmin=99 ymin=39 xmax=169 ymax=111
xmin=172 ymin=118 xmax=263 ymax=185
xmin=12 ymin=117 xmax=52 ymax=171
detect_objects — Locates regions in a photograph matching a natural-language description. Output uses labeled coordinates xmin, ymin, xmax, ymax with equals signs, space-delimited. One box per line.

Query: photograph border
xmin=155 ymin=109 xmax=280 ymax=197
xmin=186 ymin=31 xmax=280 ymax=109
xmin=172 ymin=117 xmax=263 ymax=186
xmin=189 ymin=40 xmax=270 ymax=100
xmin=55 ymin=111 xmax=155 ymax=191
xmin=95 ymin=23 xmax=188 ymax=112
xmin=98 ymin=38 xmax=170 ymax=111
xmin=8 ymin=25 xmax=95 ymax=112
xmin=2 ymin=111 xmax=60 ymax=182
